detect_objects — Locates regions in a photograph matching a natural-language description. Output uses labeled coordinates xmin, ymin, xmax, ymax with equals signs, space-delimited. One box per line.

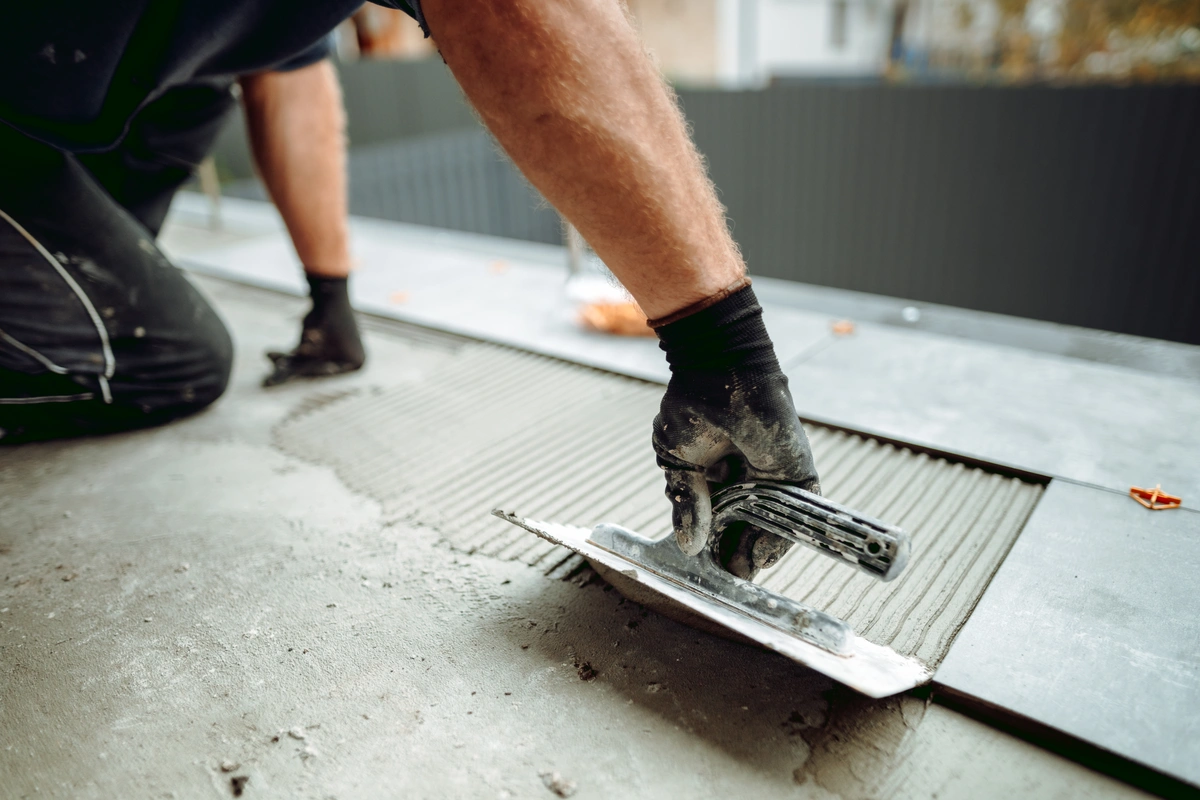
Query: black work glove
xmin=263 ymin=275 xmax=366 ymax=387
xmin=652 ymin=284 xmax=820 ymax=580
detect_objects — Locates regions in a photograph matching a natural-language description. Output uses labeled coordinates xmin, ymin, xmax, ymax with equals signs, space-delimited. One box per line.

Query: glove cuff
xmin=306 ymin=274 xmax=351 ymax=309
xmin=647 ymin=276 xmax=751 ymax=328
xmin=654 ymin=284 xmax=781 ymax=374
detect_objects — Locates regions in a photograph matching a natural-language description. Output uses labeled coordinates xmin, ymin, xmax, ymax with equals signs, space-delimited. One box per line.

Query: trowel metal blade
xmin=493 ymin=510 xmax=931 ymax=699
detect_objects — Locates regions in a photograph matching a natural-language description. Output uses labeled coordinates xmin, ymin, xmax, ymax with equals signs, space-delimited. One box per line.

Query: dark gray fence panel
xmin=210 ymin=58 xmax=478 ymax=181
xmin=678 ymin=84 xmax=1200 ymax=344
xmin=336 ymin=58 xmax=478 ymax=145
xmin=223 ymin=127 xmax=562 ymax=244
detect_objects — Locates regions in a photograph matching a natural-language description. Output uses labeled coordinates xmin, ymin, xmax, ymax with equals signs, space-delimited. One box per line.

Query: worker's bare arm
xmin=421 ymin=0 xmax=819 ymax=573
xmin=240 ymin=60 xmax=352 ymax=278
xmin=421 ymin=0 xmax=743 ymax=321
xmin=240 ymin=61 xmax=364 ymax=385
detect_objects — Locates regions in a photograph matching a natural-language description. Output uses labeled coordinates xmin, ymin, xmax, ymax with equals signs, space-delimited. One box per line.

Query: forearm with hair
xmin=240 ymin=60 xmax=352 ymax=278
xmin=422 ymin=0 xmax=744 ymax=319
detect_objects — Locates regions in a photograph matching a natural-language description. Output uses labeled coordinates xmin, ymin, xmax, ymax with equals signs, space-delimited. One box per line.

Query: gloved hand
xmin=651 ymin=284 xmax=820 ymax=580
xmin=263 ymin=274 xmax=366 ymax=387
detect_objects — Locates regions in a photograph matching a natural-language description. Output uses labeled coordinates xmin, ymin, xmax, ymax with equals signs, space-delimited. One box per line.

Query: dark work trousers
xmin=0 ymin=79 xmax=238 ymax=443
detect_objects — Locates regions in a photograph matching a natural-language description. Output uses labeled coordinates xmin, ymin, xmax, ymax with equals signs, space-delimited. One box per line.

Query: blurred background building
xmin=915 ymin=0 xmax=1200 ymax=82
xmin=625 ymin=0 xmax=901 ymax=85
xmin=383 ymin=1 xmax=1199 ymax=86
xmin=209 ymin=1 xmax=1200 ymax=345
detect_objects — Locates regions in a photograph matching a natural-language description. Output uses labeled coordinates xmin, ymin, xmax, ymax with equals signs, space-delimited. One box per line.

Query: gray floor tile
xmin=783 ymin=324 xmax=1200 ymax=508
xmin=935 ymin=480 xmax=1200 ymax=787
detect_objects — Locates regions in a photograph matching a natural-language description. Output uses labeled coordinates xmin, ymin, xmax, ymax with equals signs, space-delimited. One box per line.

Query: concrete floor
xmin=0 ymin=277 xmax=1152 ymax=799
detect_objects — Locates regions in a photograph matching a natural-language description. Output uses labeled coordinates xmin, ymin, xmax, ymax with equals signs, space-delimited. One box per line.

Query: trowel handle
xmin=711 ymin=482 xmax=911 ymax=582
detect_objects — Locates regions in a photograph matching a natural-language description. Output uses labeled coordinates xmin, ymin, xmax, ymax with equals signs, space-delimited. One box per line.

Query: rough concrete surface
xmin=0 ymin=277 xmax=1151 ymax=799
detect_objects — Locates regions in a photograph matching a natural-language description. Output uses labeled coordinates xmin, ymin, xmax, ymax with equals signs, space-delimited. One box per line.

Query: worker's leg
xmin=419 ymin=0 xmax=744 ymax=321
xmin=0 ymin=125 xmax=233 ymax=442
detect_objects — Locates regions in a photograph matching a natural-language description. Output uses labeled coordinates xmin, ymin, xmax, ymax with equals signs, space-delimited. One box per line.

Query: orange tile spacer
xmin=1129 ymin=484 xmax=1182 ymax=510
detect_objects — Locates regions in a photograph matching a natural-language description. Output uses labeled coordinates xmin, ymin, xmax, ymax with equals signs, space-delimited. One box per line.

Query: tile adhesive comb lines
xmin=274 ymin=337 xmax=1043 ymax=691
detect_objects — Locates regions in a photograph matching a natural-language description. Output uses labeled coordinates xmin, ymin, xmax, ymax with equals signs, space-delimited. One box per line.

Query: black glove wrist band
xmin=305 ymin=274 xmax=352 ymax=311
xmin=646 ymin=276 xmax=752 ymax=327
xmin=654 ymin=285 xmax=782 ymax=375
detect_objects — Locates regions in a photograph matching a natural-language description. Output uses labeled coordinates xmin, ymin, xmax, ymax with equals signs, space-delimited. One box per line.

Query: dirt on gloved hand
xmin=651 ymin=283 xmax=820 ymax=580
xmin=263 ymin=274 xmax=365 ymax=387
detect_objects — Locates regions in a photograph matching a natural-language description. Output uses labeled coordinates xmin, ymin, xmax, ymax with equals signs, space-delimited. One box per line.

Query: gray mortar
xmin=271 ymin=342 xmax=1043 ymax=669
xmin=0 ymin=276 xmax=1149 ymax=799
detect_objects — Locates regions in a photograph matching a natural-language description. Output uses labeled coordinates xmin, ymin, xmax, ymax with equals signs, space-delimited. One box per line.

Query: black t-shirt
xmin=0 ymin=0 xmax=419 ymax=153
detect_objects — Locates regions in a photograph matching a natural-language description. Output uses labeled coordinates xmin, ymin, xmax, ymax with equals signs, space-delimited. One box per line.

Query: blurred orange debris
xmin=578 ymin=301 xmax=656 ymax=337
xmin=831 ymin=320 xmax=856 ymax=336
xmin=389 ymin=290 xmax=410 ymax=305
xmin=489 ymin=260 xmax=509 ymax=274
xmin=1129 ymin=484 xmax=1182 ymax=510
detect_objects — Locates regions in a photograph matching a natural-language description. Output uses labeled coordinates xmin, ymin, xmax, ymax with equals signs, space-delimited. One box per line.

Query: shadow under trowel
xmin=503 ymin=566 xmax=929 ymax=794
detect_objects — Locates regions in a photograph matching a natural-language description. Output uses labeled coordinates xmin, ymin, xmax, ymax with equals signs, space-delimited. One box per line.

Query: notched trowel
xmin=493 ymin=481 xmax=931 ymax=698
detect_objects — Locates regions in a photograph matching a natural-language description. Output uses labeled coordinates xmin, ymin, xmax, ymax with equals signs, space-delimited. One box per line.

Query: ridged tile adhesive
xmin=275 ymin=339 xmax=1043 ymax=668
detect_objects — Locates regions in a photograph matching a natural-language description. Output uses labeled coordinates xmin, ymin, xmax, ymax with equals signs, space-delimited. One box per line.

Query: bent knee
xmin=167 ymin=319 xmax=234 ymax=414
xmin=114 ymin=314 xmax=234 ymax=420
xmin=190 ymin=320 xmax=234 ymax=408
